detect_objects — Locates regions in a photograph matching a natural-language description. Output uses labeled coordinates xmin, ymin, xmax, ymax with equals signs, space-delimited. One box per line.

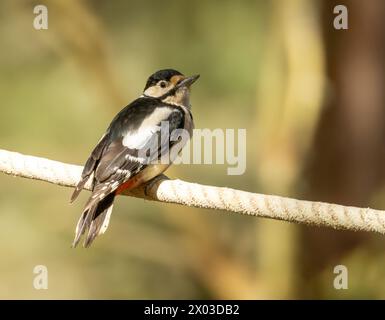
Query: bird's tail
xmin=72 ymin=192 xmax=116 ymax=248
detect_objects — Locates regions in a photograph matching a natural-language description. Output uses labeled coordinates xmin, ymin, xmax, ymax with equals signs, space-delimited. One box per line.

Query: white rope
xmin=1 ymin=148 xmax=385 ymax=234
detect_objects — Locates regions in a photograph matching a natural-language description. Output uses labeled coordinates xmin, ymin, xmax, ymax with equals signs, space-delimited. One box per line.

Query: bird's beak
xmin=177 ymin=74 xmax=200 ymax=89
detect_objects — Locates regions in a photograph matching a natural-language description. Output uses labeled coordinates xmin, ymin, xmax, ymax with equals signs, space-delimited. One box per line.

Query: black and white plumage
xmin=71 ymin=69 xmax=198 ymax=247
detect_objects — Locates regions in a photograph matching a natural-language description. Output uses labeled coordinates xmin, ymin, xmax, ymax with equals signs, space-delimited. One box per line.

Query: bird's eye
xmin=159 ymin=81 xmax=167 ymax=88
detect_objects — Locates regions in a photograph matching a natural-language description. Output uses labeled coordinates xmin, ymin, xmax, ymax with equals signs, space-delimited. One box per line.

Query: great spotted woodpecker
xmin=70 ymin=69 xmax=199 ymax=247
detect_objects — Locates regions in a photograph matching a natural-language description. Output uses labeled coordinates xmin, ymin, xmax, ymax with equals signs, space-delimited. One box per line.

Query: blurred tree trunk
xmin=254 ymin=0 xmax=325 ymax=298
xmin=300 ymin=0 xmax=385 ymax=297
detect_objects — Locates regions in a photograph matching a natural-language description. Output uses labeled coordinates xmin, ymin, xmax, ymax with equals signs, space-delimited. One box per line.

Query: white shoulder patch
xmin=122 ymin=107 xmax=173 ymax=149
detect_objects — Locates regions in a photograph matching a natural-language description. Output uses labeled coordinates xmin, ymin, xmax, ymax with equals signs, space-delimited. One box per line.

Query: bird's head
xmin=143 ymin=69 xmax=199 ymax=107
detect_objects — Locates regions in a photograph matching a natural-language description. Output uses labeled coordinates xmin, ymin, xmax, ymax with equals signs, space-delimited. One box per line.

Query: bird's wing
xmin=96 ymin=107 xmax=187 ymax=185
xmin=70 ymin=133 xmax=110 ymax=203
xmin=73 ymin=106 xmax=187 ymax=247
xmin=72 ymin=104 xmax=187 ymax=204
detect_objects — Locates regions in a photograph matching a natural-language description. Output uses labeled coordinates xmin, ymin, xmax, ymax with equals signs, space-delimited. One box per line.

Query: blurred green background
xmin=1 ymin=0 xmax=385 ymax=299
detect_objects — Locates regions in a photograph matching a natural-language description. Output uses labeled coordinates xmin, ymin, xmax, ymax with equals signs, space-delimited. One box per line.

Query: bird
xmin=70 ymin=69 xmax=199 ymax=247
